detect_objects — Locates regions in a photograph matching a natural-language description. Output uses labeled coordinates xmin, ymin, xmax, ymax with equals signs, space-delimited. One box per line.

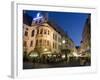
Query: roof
xmin=23 ymin=13 xmax=73 ymax=40
xmin=47 ymin=21 xmax=74 ymax=43
xmin=47 ymin=20 xmax=68 ymax=37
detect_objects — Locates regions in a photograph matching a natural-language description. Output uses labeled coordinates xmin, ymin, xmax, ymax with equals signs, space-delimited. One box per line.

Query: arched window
xmin=31 ymin=30 xmax=35 ymax=37
xmin=25 ymin=31 xmax=28 ymax=36
xmin=44 ymin=29 xmax=47 ymax=34
xmin=30 ymin=41 xmax=33 ymax=47
xmin=37 ymin=29 xmax=39 ymax=34
xmin=36 ymin=39 xmax=38 ymax=46
xmin=40 ymin=28 xmax=43 ymax=34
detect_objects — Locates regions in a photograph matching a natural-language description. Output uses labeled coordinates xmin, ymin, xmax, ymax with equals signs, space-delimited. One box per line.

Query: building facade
xmin=23 ymin=12 xmax=75 ymax=57
xmin=80 ymin=15 xmax=91 ymax=55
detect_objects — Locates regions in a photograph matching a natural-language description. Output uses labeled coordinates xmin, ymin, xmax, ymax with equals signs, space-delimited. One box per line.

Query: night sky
xmin=24 ymin=10 xmax=90 ymax=46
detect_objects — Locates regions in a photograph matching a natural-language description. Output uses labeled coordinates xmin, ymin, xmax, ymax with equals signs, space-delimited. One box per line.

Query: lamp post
xmin=62 ymin=54 xmax=66 ymax=59
xmin=44 ymin=48 xmax=48 ymax=51
xmin=62 ymin=40 xmax=65 ymax=44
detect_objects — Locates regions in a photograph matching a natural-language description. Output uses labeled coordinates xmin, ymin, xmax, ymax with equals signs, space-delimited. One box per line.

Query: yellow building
xmin=23 ymin=24 xmax=37 ymax=54
xmin=32 ymin=22 xmax=62 ymax=55
xmin=23 ymin=12 xmax=75 ymax=57
xmin=23 ymin=13 xmax=62 ymax=56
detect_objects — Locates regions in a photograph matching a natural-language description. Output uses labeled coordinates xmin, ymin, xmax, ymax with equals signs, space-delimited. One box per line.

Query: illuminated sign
xmin=33 ymin=12 xmax=43 ymax=21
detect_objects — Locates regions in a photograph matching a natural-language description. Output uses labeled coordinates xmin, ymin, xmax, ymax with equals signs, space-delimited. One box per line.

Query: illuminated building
xmin=61 ymin=35 xmax=76 ymax=55
xmin=80 ymin=15 xmax=91 ymax=55
xmin=23 ymin=12 xmax=75 ymax=56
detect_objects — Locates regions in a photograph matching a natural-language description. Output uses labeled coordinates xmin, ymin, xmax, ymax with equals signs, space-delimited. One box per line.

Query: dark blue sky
xmin=24 ymin=10 xmax=90 ymax=46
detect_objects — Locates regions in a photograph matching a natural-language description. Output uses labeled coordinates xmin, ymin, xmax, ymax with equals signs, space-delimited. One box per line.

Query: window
xmin=40 ymin=28 xmax=43 ymax=34
xmin=55 ymin=43 xmax=57 ymax=49
xmin=40 ymin=39 xmax=42 ymax=46
xmin=26 ymin=28 xmax=28 ymax=30
xmin=48 ymin=30 xmax=49 ymax=35
xmin=31 ymin=30 xmax=35 ymax=37
xmin=24 ymin=41 xmax=27 ymax=47
xmin=58 ymin=37 xmax=61 ymax=42
xmin=30 ymin=41 xmax=33 ymax=47
xmin=36 ymin=40 xmax=38 ymax=46
xmin=53 ymin=42 xmax=54 ymax=48
xmin=39 ymin=19 xmax=41 ymax=24
xmin=53 ymin=34 xmax=57 ymax=40
xmin=44 ymin=29 xmax=47 ymax=34
xmin=55 ymin=35 xmax=57 ymax=40
xmin=53 ymin=34 xmax=54 ymax=39
xmin=35 ymin=20 xmax=38 ymax=24
xmin=37 ymin=29 xmax=39 ymax=34
xmin=47 ymin=40 xmax=49 ymax=46
xmin=44 ymin=40 xmax=46 ymax=46
xmin=25 ymin=31 xmax=28 ymax=36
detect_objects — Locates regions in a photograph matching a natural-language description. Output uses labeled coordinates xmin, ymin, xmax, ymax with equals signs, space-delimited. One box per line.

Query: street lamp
xmin=44 ymin=48 xmax=47 ymax=51
xmin=62 ymin=40 xmax=65 ymax=44
xmin=62 ymin=54 xmax=66 ymax=59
